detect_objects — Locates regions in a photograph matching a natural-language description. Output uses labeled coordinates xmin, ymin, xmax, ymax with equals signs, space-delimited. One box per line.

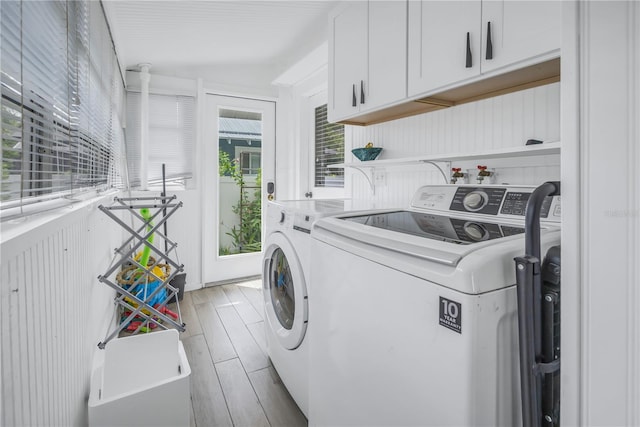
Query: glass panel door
xmin=203 ymin=95 xmax=275 ymax=284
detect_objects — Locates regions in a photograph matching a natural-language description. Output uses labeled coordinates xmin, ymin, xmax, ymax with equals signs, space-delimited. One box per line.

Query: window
xmin=0 ymin=1 xmax=125 ymax=218
xmin=237 ymin=148 xmax=261 ymax=176
xmin=314 ymin=104 xmax=344 ymax=188
xmin=126 ymin=92 xmax=195 ymax=187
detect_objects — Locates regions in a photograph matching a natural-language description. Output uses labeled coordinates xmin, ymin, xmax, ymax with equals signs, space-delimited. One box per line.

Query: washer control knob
xmin=463 ymin=191 xmax=489 ymax=211
xmin=463 ymin=222 xmax=488 ymax=241
xmin=279 ymin=211 xmax=286 ymax=223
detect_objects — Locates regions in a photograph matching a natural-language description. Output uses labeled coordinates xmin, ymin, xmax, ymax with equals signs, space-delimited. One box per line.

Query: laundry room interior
xmin=0 ymin=1 xmax=639 ymax=427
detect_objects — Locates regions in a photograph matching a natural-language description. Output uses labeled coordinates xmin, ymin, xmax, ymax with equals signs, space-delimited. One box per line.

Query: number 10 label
xmin=439 ymin=297 xmax=462 ymax=334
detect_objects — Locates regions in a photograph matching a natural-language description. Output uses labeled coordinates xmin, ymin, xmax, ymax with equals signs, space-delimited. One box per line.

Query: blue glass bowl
xmin=351 ymin=147 xmax=382 ymax=161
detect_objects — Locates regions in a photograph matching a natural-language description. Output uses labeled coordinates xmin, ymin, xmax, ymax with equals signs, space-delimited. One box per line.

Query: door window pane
xmin=218 ymin=110 xmax=262 ymax=255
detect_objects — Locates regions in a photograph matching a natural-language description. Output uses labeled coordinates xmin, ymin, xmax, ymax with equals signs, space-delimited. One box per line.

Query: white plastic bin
xmin=88 ymin=329 xmax=191 ymax=426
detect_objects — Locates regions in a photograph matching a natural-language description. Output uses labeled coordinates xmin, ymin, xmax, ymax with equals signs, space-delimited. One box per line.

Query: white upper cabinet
xmin=328 ymin=0 xmax=560 ymax=125
xmin=328 ymin=1 xmax=407 ymax=123
xmin=480 ymin=1 xmax=561 ymax=73
xmin=408 ymin=1 xmax=482 ymax=96
xmin=407 ymin=0 xmax=560 ymax=97
xmin=329 ymin=2 xmax=367 ymax=121
xmin=365 ymin=1 xmax=407 ymax=113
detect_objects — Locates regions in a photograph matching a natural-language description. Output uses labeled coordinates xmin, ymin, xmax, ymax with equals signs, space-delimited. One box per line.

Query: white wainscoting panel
xmin=1 ymin=196 xmax=122 ymax=426
xmin=347 ymin=82 xmax=561 ymax=205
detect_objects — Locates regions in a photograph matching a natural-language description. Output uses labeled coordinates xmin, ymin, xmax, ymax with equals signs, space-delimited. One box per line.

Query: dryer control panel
xmin=450 ymin=187 xmax=506 ymax=215
xmin=500 ymin=191 xmax=553 ymax=217
xmin=410 ymin=185 xmax=561 ymax=223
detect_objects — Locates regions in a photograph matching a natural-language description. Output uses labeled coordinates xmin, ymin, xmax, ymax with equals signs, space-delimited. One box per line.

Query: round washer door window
xmin=262 ymin=232 xmax=308 ymax=350
xmin=269 ymin=247 xmax=295 ymax=329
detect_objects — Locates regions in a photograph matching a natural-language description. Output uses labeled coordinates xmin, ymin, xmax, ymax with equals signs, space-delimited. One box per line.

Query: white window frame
xmin=307 ymin=90 xmax=345 ymax=199
xmin=234 ymin=146 xmax=261 ymax=176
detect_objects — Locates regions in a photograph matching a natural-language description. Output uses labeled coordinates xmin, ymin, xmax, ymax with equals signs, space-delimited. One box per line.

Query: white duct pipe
xmin=139 ymin=63 xmax=151 ymax=190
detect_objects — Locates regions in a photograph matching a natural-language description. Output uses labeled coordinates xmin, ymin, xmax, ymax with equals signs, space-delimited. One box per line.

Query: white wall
xmin=345 ymin=83 xmax=561 ymax=206
xmin=275 ymin=68 xmax=328 ymax=200
xmin=0 ymin=194 xmax=123 ymax=426
xmin=276 ymin=65 xmax=560 ymax=208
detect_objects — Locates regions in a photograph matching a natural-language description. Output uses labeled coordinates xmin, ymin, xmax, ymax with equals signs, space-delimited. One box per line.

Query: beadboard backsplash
xmin=347 ymin=82 xmax=560 ymax=206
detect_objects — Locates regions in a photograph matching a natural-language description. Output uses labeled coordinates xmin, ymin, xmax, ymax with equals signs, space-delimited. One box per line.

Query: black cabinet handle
xmin=360 ymin=80 xmax=365 ymax=104
xmin=466 ymin=32 xmax=472 ymax=68
xmin=486 ymin=21 xmax=493 ymax=60
xmin=352 ymin=84 xmax=357 ymax=107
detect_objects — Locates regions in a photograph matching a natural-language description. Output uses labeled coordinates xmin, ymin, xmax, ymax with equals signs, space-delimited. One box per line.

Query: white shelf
xmin=328 ymin=141 xmax=561 ymax=169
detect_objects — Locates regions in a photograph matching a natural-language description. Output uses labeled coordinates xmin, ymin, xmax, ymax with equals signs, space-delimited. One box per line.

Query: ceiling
xmin=103 ymin=0 xmax=337 ymax=81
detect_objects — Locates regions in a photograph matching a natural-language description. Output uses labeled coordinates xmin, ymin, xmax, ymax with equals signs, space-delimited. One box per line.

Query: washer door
xmin=263 ymin=232 xmax=308 ymax=350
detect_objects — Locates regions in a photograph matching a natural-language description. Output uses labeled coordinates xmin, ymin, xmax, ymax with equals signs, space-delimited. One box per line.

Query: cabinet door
xmin=408 ymin=0 xmax=481 ymax=97
xmin=363 ymin=1 xmax=407 ymax=113
xmin=481 ymin=1 xmax=561 ymax=73
xmin=328 ymin=2 xmax=368 ymax=122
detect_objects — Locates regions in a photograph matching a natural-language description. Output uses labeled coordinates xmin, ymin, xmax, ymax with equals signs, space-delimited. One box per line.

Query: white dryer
xmin=308 ymin=185 xmax=561 ymax=426
xmin=262 ymin=198 xmax=378 ymax=417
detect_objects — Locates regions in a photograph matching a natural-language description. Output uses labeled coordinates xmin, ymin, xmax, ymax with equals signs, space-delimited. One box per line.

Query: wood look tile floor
xmin=178 ymin=280 xmax=307 ymax=427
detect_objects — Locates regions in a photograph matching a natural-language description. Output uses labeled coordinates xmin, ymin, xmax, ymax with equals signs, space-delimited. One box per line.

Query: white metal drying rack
xmin=97 ymin=195 xmax=186 ymax=348
xmin=328 ymin=142 xmax=561 ymax=193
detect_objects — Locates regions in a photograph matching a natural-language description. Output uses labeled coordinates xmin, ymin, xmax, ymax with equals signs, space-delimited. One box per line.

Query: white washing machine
xmin=308 ymin=185 xmax=561 ymax=426
xmin=262 ymin=198 xmax=379 ymax=417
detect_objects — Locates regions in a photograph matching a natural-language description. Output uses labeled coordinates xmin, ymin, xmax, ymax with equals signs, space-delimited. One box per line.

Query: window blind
xmin=314 ymin=104 xmax=344 ymax=188
xmin=125 ymin=92 xmax=195 ymax=186
xmin=0 ymin=0 xmax=125 ymax=217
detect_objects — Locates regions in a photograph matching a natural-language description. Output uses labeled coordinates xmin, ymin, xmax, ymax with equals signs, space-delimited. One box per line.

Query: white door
xmin=202 ymin=94 xmax=275 ymax=284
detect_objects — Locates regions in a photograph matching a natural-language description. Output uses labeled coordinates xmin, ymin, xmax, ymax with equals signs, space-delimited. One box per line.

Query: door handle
xmin=486 ymin=22 xmax=493 ymax=60
xmin=267 ymin=181 xmax=275 ymax=201
xmin=305 ymin=191 xmax=313 ymax=198
xmin=360 ymin=80 xmax=365 ymax=104
xmin=352 ymin=84 xmax=357 ymax=107
xmin=466 ymin=32 xmax=472 ymax=68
